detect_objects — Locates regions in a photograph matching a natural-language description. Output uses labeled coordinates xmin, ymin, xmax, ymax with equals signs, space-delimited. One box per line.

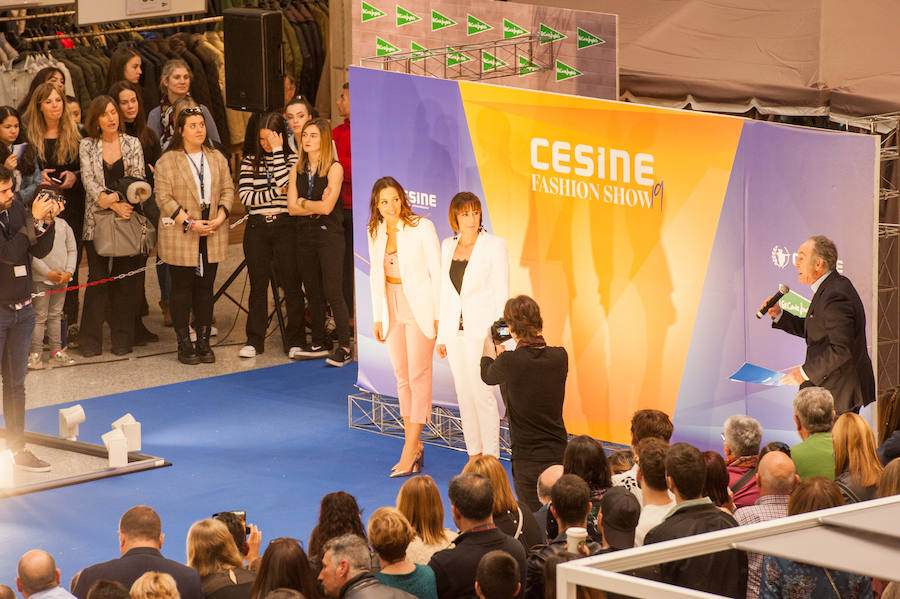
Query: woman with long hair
xmin=286 ymin=117 xmax=351 ymax=366
xmin=366 ymin=177 xmax=441 ymax=476
xmin=154 ymin=106 xmax=232 ymax=365
xmin=23 ymin=82 xmax=85 ymax=334
xmin=248 ymin=538 xmax=320 ymax=599
xmin=833 ymin=412 xmax=883 ymax=502
xmin=131 ymin=573 xmax=179 ymax=599
xmin=147 ymin=59 xmax=220 ymax=150
xmin=435 ymin=192 xmax=508 ymax=461
xmin=878 ymin=387 xmax=900 ymax=465
xmin=0 ymin=106 xmax=41 ymax=204
xmin=701 ymin=450 xmax=735 ymax=513
xmin=238 ymin=112 xmax=305 ymax=358
xmin=549 ymin=435 xmax=615 ymax=542
xmin=77 ymin=95 xmax=146 ymax=356
xmin=463 ymin=455 xmax=543 ymax=550
xmin=187 ymin=519 xmax=256 ymax=599
xmin=17 ymin=67 xmax=66 ymax=114
xmin=368 ymin=508 xmax=438 ymax=599
xmin=396 ymin=475 xmax=456 ymax=564
xmin=307 ymin=491 xmax=367 ymax=565
xmin=106 ymin=46 xmax=143 ymax=89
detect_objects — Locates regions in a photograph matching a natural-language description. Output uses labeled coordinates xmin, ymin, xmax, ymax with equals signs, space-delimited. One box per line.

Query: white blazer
xmin=437 ymin=232 xmax=509 ymax=343
xmin=368 ymin=217 xmax=442 ymax=338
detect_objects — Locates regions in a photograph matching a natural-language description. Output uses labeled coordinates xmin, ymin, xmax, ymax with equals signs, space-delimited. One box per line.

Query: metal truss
xmin=360 ymin=34 xmax=555 ymax=81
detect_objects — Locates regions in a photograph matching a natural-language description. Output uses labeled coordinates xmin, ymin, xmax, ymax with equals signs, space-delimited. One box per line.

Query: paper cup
xmin=566 ymin=526 xmax=588 ymax=553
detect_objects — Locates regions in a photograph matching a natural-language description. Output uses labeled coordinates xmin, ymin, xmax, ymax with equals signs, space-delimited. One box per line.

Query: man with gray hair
xmin=318 ymin=534 xmax=413 ymax=599
xmin=722 ymin=415 xmax=763 ymax=509
xmin=16 ymin=550 xmax=76 ymax=599
xmin=763 ymin=235 xmax=875 ymax=415
xmin=790 ymin=387 xmax=836 ymax=480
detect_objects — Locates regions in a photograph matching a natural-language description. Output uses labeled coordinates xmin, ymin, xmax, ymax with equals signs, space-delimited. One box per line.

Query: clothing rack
xmin=0 ymin=9 xmax=75 ymax=22
xmin=20 ymin=15 xmax=223 ymax=43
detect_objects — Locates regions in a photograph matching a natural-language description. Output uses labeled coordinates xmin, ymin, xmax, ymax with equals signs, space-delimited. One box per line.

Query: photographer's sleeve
xmin=481 ymin=354 xmax=508 ymax=385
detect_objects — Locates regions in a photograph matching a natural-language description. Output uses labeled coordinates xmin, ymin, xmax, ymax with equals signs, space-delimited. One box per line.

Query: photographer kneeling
xmin=481 ymin=295 xmax=568 ymax=511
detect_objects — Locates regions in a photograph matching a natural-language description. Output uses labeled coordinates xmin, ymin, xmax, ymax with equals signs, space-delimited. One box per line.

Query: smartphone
xmin=212 ymin=510 xmax=250 ymax=535
xmin=48 ymin=174 xmax=64 ymax=186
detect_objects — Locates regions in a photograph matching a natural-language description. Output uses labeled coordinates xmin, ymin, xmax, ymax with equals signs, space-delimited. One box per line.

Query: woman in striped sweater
xmin=238 ymin=112 xmax=306 ymax=358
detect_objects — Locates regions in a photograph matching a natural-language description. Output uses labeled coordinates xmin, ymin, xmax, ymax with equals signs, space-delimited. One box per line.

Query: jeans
xmin=30 ymin=281 xmax=66 ymax=354
xmin=169 ymin=244 xmax=218 ymax=330
xmin=79 ymin=241 xmax=140 ymax=353
xmin=1 ymin=304 xmax=35 ymax=452
xmin=243 ymin=214 xmax=305 ymax=351
xmin=63 ymin=238 xmax=83 ymax=326
xmin=297 ymin=219 xmax=350 ymax=348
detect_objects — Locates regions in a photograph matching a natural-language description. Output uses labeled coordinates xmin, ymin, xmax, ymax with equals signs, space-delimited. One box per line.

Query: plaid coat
xmin=154 ymin=147 xmax=234 ymax=266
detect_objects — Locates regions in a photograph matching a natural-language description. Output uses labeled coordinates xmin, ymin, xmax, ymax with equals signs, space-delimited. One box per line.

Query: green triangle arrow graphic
xmin=467 ymin=14 xmax=492 ymax=36
xmin=518 ymin=55 xmax=541 ymax=75
xmin=396 ymin=6 xmax=421 ymax=26
xmin=577 ymin=27 xmax=605 ymax=49
xmin=431 ymin=9 xmax=457 ymax=31
xmin=481 ymin=51 xmax=508 ymax=72
xmin=503 ymin=18 xmax=529 ymax=39
xmin=447 ymin=47 xmax=471 ymax=67
xmin=539 ymin=23 xmax=566 ymax=44
xmin=555 ymin=59 xmax=582 ymax=81
xmin=375 ymin=36 xmax=401 ymax=56
xmin=361 ymin=1 xmax=385 ymax=22
xmin=411 ymin=41 xmax=433 ymax=62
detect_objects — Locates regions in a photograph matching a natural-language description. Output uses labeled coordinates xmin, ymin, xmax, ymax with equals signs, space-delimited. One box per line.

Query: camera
xmin=34 ymin=185 xmax=65 ymax=206
xmin=491 ymin=319 xmax=512 ymax=343
xmin=212 ymin=510 xmax=250 ymax=536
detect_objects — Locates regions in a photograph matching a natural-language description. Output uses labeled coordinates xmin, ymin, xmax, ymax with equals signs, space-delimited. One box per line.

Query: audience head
xmin=630 ymin=409 xmax=674 ymax=446
xmin=448 ymin=473 xmax=494 ymax=527
xmin=608 ymin=449 xmax=634 ymax=475
xmin=792 ymin=387 xmax=835 ymax=436
xmin=666 ymin=443 xmax=705 ymax=501
xmin=84 ymin=95 xmax=123 ymax=139
xmin=877 ymin=387 xmax=900 ymax=446
xmin=0 ymin=586 xmax=15 ymax=599
xmin=396 ymin=475 xmax=447 ymax=545
xmin=475 ymin=551 xmax=520 ymax=599
xmin=214 ymin=511 xmax=249 ymax=556
xmin=833 ymin=412 xmax=883 ymax=488
xmin=118 ymin=506 xmax=162 ymax=550
xmin=336 ymin=81 xmax=349 ymax=119
xmin=368 ymin=176 xmax=419 ymax=237
xmin=264 ymin=590 xmax=304 ymax=599
xmin=448 ymin=191 xmax=483 ymax=233
xmin=107 ymin=46 xmax=143 ymax=87
xmin=537 ymin=464 xmax=564 ymax=506
xmin=367 ymin=507 xmax=414 ymax=565
xmin=549 ymin=474 xmax=591 ymax=529
xmin=318 ymin=534 xmax=372 ymax=599
xmin=298 ymin=117 xmax=335 ymax=176
xmin=86 ymin=580 xmax=129 ymax=599
xmin=787 ymin=477 xmax=845 ymax=515
xmin=66 ymin=96 xmax=81 ymax=124
xmin=598 ymin=487 xmax=641 ymax=549
xmin=878 ymin=458 xmax=900 ymax=498
xmin=283 ymin=74 xmax=297 ymax=105
xmin=249 ymin=538 xmax=319 ymax=599
xmin=159 ymin=59 xmax=192 ymax=102
xmin=109 ymin=81 xmax=147 ymax=126
xmin=166 ymin=102 xmax=209 ymax=153
xmin=186 ymin=518 xmax=243 ymax=576
xmin=701 ymin=450 xmax=731 ymax=508
xmin=759 ymin=441 xmax=791 ymax=460
xmin=503 ymin=295 xmax=543 ymax=342
xmin=16 ymin=550 xmax=59 ymax=597
xmin=635 ymin=437 xmax=669 ymax=492
xmin=17 ymin=67 xmax=65 ymax=112
xmin=310 ymin=491 xmax=366 ymax=559
xmin=284 ymin=95 xmax=316 ymax=137
xmin=756 ymin=449 xmax=798 ymax=495
xmin=563 ymin=435 xmax=612 ymax=492
xmin=129 ymin=572 xmax=178 ymax=599
xmin=463 ymin=455 xmax=519 ymax=516
xmin=722 ymin=415 xmax=762 ymax=458
xmin=23 ymin=82 xmax=80 ymax=165
xmin=0 ymin=106 xmax=19 ymax=146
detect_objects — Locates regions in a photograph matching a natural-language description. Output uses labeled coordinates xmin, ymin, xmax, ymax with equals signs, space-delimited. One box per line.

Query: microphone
xmin=756 ymin=284 xmax=790 ymax=319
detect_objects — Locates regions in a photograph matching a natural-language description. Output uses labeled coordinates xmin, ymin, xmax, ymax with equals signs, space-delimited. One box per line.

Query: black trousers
xmin=343 ymin=207 xmax=354 ymax=318
xmin=243 ymin=214 xmax=305 ymax=352
xmin=169 ymin=240 xmax=218 ymax=331
xmin=297 ymin=218 xmax=350 ymax=348
xmin=512 ymin=458 xmax=557 ymax=513
xmin=79 ymin=241 xmax=140 ymax=353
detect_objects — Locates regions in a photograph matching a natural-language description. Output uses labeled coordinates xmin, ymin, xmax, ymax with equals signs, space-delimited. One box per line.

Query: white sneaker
xmin=27 ymin=352 xmax=43 ymax=370
xmin=239 ymin=345 xmax=257 ymax=358
xmin=49 ymin=349 xmax=76 ymax=367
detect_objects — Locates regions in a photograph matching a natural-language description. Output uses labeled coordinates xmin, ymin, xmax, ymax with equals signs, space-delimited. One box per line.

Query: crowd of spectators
xmin=8 ymin=385 xmax=900 ymax=599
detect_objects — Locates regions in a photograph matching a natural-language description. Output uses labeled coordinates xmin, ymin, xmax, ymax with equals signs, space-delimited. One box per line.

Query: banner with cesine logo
xmin=349 ymin=67 xmax=878 ymax=448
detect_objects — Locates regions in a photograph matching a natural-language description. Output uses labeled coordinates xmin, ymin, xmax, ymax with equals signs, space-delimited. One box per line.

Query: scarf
xmin=516 ymin=335 xmax=547 ymax=349
xmin=159 ymin=96 xmax=175 ymax=149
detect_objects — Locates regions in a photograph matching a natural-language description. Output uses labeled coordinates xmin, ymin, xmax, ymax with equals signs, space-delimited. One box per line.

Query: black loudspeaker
xmin=224 ymin=8 xmax=283 ymax=113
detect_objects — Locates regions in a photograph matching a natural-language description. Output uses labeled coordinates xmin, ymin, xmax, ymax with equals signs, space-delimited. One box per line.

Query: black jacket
xmin=0 ymin=198 xmax=54 ymax=305
xmin=72 ymin=547 xmax=203 ymax=599
xmin=643 ymin=501 xmax=747 ymax=599
xmin=773 ymin=272 xmax=875 ymax=414
xmin=524 ymin=532 xmax=603 ymax=599
xmin=429 ymin=526 xmax=527 ymax=599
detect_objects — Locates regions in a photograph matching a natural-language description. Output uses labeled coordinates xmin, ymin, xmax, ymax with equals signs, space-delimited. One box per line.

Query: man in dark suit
xmin=71 ymin=506 xmax=202 ymax=599
xmin=765 ymin=235 xmax=875 ymax=414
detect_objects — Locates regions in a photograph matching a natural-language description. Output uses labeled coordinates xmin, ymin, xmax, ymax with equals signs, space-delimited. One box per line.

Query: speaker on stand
xmin=224 ymin=8 xmax=283 ymax=113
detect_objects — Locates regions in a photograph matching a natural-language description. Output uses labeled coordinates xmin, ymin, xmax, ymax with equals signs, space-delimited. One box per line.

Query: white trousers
xmin=446 ymin=332 xmax=500 ymax=457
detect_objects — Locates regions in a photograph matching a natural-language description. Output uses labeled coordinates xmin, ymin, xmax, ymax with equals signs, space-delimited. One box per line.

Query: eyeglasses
xmin=182 ymin=107 xmax=202 ymax=116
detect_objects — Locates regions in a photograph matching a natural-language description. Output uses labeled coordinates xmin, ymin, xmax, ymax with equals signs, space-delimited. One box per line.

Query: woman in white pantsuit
xmin=436 ymin=192 xmax=509 ymax=461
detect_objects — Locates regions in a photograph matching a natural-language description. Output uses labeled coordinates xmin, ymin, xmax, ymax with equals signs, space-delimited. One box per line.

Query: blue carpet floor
xmin=0 ymin=362 xmax=471 ymax=584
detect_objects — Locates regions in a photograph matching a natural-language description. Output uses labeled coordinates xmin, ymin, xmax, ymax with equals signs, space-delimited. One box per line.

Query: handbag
xmin=93 ymin=208 xmax=157 ymax=257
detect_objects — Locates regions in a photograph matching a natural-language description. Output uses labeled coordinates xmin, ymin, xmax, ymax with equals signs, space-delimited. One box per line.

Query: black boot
xmin=176 ymin=328 xmax=200 ymax=365
xmin=195 ymin=325 xmax=215 ymax=363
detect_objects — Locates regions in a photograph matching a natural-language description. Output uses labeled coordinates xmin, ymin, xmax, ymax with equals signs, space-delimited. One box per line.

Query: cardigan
xmin=78 ymin=134 xmax=145 ymax=241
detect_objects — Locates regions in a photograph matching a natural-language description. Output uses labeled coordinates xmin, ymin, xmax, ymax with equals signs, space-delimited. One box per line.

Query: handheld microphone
xmin=756 ymin=284 xmax=790 ymax=319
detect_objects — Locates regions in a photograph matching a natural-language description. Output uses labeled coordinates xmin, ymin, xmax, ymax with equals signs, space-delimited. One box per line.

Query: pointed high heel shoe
xmin=389 ymin=449 xmax=424 ymax=478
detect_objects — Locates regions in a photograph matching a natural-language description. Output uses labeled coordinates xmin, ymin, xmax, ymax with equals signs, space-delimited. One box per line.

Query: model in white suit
xmin=436 ymin=196 xmax=509 ymax=459
xmin=368 ymin=178 xmax=441 ymax=477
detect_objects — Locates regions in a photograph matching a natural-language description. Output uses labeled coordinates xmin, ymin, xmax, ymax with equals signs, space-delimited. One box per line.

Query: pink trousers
xmin=385 ymin=282 xmax=435 ymax=424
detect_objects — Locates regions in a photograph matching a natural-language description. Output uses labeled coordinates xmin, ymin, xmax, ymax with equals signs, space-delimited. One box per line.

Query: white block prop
xmin=59 ymin=404 xmax=86 ymax=440
xmin=111 ymin=413 xmax=141 ymax=452
xmin=101 ymin=428 xmax=128 ymax=468
xmin=0 ymin=449 xmax=14 ymax=487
